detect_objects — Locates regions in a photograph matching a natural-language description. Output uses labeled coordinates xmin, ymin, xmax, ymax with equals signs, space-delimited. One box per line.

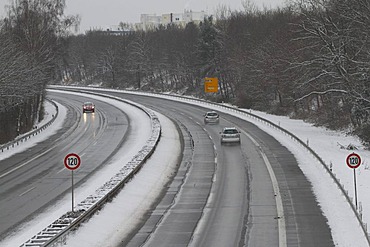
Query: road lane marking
xmin=19 ymin=187 xmax=36 ymax=197
xmin=0 ymin=147 xmax=56 ymax=179
xmin=215 ymin=117 xmax=286 ymax=246
xmin=57 ymin=167 xmax=65 ymax=174
xmin=241 ymin=130 xmax=287 ymax=247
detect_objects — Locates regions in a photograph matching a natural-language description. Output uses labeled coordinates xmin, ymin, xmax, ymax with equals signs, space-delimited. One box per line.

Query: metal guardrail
xmin=48 ymin=86 xmax=370 ymax=245
xmin=20 ymin=90 xmax=161 ymax=247
xmin=127 ymin=89 xmax=370 ymax=245
xmin=0 ymin=98 xmax=59 ymax=153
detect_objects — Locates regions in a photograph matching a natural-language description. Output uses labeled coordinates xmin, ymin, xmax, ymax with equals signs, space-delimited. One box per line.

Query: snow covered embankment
xmin=0 ymin=99 xmax=59 ymax=154
xmin=20 ymin=92 xmax=161 ymax=247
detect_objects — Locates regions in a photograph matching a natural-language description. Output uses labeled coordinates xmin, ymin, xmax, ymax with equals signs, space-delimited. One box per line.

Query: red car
xmin=83 ymin=102 xmax=95 ymax=113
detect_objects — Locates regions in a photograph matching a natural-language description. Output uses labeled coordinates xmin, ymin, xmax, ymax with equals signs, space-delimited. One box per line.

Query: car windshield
xmin=223 ymin=129 xmax=238 ymax=134
xmin=207 ymin=112 xmax=218 ymax=117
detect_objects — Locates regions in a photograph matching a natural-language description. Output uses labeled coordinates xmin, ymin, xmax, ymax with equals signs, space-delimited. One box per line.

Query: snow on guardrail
xmin=0 ymin=98 xmax=59 ymax=153
xmin=48 ymin=86 xmax=370 ymax=245
xmin=20 ymin=91 xmax=161 ymax=247
xmin=122 ymin=89 xmax=370 ymax=245
xmin=52 ymin=86 xmax=370 ymax=245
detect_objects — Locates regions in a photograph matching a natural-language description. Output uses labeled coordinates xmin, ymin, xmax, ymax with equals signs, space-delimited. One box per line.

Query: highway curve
xmin=79 ymin=89 xmax=335 ymax=247
xmin=0 ymin=91 xmax=130 ymax=239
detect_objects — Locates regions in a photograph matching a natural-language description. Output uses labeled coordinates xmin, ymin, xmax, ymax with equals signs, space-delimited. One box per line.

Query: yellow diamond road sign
xmin=204 ymin=77 xmax=218 ymax=93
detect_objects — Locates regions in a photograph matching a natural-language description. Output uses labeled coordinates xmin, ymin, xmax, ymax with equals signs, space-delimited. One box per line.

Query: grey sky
xmin=0 ymin=0 xmax=285 ymax=33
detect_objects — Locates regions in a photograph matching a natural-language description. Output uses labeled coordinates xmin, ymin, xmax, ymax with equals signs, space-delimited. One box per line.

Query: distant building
xmin=89 ymin=10 xmax=207 ymax=35
xmin=139 ymin=10 xmax=207 ymax=31
xmin=140 ymin=14 xmax=162 ymax=31
xmin=88 ymin=27 xmax=134 ymax=36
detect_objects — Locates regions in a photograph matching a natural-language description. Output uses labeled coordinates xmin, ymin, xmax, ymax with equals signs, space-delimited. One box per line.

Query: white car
xmin=220 ymin=127 xmax=241 ymax=145
xmin=204 ymin=111 xmax=219 ymax=124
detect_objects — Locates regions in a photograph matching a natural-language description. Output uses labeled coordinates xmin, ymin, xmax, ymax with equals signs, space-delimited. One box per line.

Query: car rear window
xmin=224 ymin=129 xmax=238 ymax=134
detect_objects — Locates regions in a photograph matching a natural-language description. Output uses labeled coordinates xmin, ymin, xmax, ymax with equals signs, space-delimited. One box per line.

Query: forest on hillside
xmin=0 ymin=0 xmax=76 ymax=144
xmin=1 ymin=0 xmax=370 ymax=146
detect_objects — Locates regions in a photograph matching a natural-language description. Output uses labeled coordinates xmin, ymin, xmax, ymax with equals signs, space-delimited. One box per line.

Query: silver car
xmin=220 ymin=127 xmax=241 ymax=145
xmin=204 ymin=111 xmax=220 ymax=124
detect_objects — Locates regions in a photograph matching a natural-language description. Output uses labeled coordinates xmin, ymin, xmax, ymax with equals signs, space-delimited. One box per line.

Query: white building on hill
xmin=139 ymin=10 xmax=207 ymax=31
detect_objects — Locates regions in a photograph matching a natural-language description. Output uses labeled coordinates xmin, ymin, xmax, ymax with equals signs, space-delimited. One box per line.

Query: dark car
xmin=83 ymin=102 xmax=95 ymax=113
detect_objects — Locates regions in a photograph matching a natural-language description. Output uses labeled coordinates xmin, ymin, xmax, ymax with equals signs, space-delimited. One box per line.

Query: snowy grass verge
xmin=49 ymin=86 xmax=370 ymax=247
xmin=18 ymin=91 xmax=161 ymax=247
xmin=0 ymin=99 xmax=59 ymax=154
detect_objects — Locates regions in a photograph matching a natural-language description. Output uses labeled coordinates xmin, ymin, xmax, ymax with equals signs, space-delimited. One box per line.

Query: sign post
xmin=346 ymin=152 xmax=361 ymax=210
xmin=64 ymin=153 xmax=81 ymax=212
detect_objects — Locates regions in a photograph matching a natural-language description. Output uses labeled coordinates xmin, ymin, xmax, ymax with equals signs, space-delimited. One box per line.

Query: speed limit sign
xmin=64 ymin=153 xmax=81 ymax=170
xmin=346 ymin=152 xmax=361 ymax=169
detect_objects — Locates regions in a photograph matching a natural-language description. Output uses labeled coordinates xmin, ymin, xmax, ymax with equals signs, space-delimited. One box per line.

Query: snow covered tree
xmin=292 ymin=0 xmax=370 ymax=135
xmin=0 ymin=0 xmax=78 ymax=144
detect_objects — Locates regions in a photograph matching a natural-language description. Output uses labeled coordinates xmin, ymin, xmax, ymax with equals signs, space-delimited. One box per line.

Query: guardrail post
xmin=20 ymin=90 xmax=161 ymax=247
xmin=0 ymin=98 xmax=58 ymax=155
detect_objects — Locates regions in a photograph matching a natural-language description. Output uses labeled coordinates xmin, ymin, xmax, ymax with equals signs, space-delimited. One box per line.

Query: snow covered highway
xmin=1 ymin=87 xmax=368 ymax=246
xmin=60 ymin=87 xmax=335 ymax=246
xmin=0 ymin=90 xmax=153 ymax=246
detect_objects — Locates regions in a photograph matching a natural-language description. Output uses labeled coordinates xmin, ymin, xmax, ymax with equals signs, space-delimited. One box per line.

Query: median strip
xmin=20 ymin=90 xmax=161 ymax=247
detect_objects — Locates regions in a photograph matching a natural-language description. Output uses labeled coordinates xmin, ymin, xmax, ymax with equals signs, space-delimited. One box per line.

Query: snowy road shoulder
xmin=63 ymin=112 xmax=180 ymax=246
xmin=75 ymin=87 xmax=370 ymax=246
xmin=121 ymin=89 xmax=370 ymax=246
xmin=0 ymin=90 xmax=158 ymax=247
xmin=6 ymin=85 xmax=369 ymax=246
xmin=0 ymin=99 xmax=66 ymax=161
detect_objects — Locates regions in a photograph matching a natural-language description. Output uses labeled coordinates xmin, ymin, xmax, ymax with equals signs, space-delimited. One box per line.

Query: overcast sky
xmin=0 ymin=0 xmax=285 ymax=33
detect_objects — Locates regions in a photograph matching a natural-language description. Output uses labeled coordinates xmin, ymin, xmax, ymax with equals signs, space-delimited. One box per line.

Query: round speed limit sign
xmin=64 ymin=153 xmax=81 ymax=170
xmin=346 ymin=153 xmax=361 ymax=169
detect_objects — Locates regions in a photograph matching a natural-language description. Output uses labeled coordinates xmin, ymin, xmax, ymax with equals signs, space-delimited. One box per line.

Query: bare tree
xmin=127 ymin=32 xmax=153 ymax=89
xmin=0 ymin=0 xmax=78 ymax=144
xmin=290 ymin=0 xmax=370 ymax=132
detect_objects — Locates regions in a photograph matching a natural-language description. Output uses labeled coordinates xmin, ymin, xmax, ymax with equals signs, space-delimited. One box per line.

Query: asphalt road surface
xmin=78 ymin=89 xmax=335 ymax=247
xmin=0 ymin=91 xmax=129 ymax=239
xmin=1 ymin=88 xmax=335 ymax=246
